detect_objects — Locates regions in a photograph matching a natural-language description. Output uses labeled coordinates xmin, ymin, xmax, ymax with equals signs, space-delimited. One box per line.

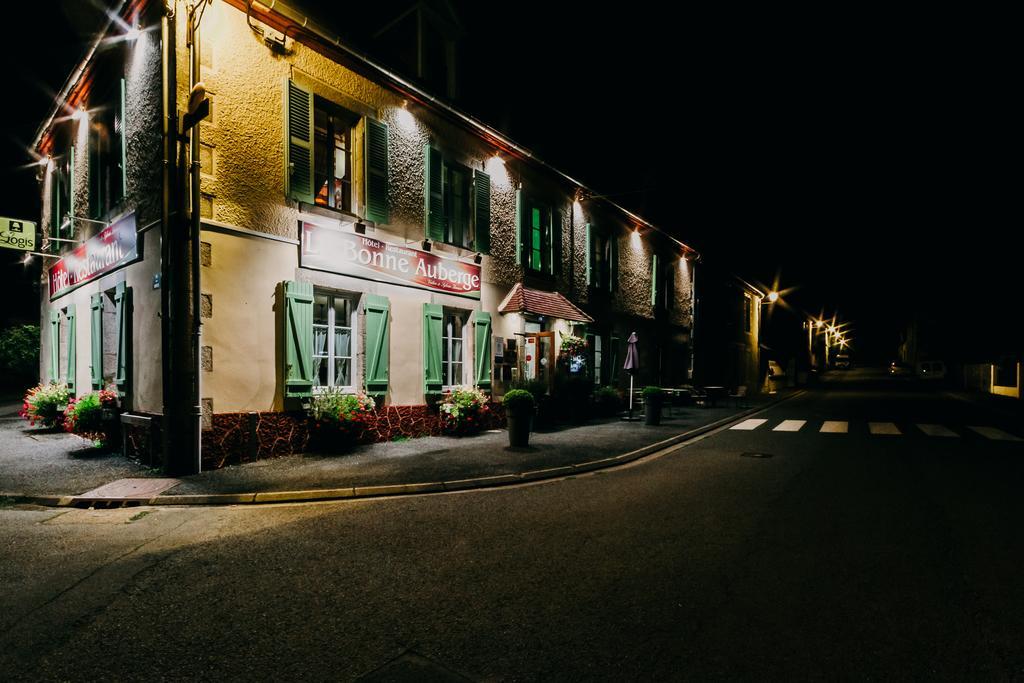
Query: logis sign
xmin=300 ymin=222 xmax=481 ymax=299
xmin=0 ymin=216 xmax=37 ymax=252
xmin=49 ymin=212 xmax=139 ymax=300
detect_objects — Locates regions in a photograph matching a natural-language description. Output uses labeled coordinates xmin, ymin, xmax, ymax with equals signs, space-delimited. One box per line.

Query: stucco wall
xmin=182 ymin=1 xmax=696 ymax=408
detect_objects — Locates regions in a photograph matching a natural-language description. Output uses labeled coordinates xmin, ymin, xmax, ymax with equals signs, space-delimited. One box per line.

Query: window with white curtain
xmin=442 ymin=309 xmax=468 ymax=389
xmin=313 ymin=292 xmax=356 ymax=390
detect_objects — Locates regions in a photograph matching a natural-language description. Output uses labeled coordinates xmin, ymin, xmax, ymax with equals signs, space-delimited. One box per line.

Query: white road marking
xmin=967 ymin=426 xmax=1023 ymax=441
xmin=730 ymin=418 xmax=768 ymax=431
xmin=869 ymin=422 xmax=901 ymax=435
xmin=773 ymin=420 xmax=806 ymax=432
xmin=820 ymin=421 xmax=848 ymax=433
xmin=916 ymin=423 xmax=959 ymax=437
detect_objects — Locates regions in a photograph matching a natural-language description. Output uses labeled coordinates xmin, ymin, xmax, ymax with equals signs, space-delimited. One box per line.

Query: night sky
xmin=2 ymin=1 xmax=1018 ymax=362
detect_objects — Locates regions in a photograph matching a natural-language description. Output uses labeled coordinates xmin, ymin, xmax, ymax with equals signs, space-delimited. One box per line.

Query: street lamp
xmin=766 ymin=290 xmax=779 ymax=303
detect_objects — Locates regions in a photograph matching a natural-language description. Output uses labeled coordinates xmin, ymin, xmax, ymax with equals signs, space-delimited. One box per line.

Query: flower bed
xmin=63 ymin=389 xmax=121 ymax=448
xmin=308 ymin=388 xmax=376 ymax=453
xmin=439 ymin=386 xmax=490 ymax=436
xmin=20 ymin=383 xmax=72 ymax=429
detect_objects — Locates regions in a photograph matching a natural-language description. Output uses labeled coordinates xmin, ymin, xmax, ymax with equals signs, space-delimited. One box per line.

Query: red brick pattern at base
xmin=200 ymin=403 xmax=506 ymax=470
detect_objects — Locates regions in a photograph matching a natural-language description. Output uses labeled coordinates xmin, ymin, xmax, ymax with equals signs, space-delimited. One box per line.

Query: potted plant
xmin=503 ymin=389 xmax=535 ymax=448
xmin=642 ymin=386 xmax=664 ymax=425
xmin=439 ymin=386 xmax=490 ymax=436
xmin=20 ymin=383 xmax=72 ymax=430
xmin=308 ymin=388 xmax=376 ymax=453
xmin=62 ymin=389 xmax=121 ymax=449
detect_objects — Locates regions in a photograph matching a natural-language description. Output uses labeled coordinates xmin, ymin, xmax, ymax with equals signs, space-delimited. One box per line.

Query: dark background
xmin=2 ymin=1 xmax=1018 ymax=364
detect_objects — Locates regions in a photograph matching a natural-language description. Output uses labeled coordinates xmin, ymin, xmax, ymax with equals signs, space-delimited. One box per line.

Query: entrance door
xmin=522 ymin=331 xmax=556 ymax=393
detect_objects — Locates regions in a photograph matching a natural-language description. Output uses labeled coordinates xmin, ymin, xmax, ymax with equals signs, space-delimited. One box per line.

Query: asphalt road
xmin=3 ymin=368 xmax=1023 ymax=680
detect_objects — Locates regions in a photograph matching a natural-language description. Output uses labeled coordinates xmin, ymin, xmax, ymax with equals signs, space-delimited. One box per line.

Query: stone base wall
xmin=201 ymin=403 xmax=506 ymax=470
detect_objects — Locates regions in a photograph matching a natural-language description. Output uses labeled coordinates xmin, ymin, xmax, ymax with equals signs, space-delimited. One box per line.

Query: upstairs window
xmin=514 ymin=191 xmax=561 ymax=275
xmin=314 ymin=100 xmax=358 ymax=213
xmin=424 ymin=145 xmax=490 ymax=252
xmin=743 ymin=294 xmax=753 ymax=333
xmin=586 ymin=224 xmax=617 ymax=291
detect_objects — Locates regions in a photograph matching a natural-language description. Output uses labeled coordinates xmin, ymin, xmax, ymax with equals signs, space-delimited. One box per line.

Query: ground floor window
xmin=591 ymin=335 xmax=603 ymax=385
xmin=313 ymin=292 xmax=356 ymax=390
xmin=443 ymin=309 xmax=468 ymax=389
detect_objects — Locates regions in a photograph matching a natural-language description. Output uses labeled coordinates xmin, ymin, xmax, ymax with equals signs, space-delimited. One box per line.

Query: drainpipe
xmin=160 ymin=3 xmax=177 ymax=471
xmin=188 ymin=2 xmax=204 ymax=471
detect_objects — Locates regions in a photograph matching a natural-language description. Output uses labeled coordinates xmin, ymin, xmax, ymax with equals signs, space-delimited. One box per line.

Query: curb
xmin=2 ymin=390 xmax=805 ymax=508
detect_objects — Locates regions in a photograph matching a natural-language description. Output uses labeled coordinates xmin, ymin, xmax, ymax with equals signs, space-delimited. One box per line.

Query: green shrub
xmin=642 ymin=386 xmax=663 ymax=398
xmin=0 ymin=324 xmax=40 ymax=381
xmin=502 ymin=389 xmax=535 ymax=415
xmin=593 ymin=386 xmax=622 ymax=417
xmin=20 ymin=383 xmax=72 ymax=428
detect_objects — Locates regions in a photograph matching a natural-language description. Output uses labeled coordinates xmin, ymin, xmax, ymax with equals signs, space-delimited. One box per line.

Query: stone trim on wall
xmin=200 ymin=403 xmax=507 ymax=470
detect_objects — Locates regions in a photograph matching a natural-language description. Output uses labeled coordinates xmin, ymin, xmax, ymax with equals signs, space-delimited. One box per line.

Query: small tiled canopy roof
xmin=497 ymin=284 xmax=594 ymax=323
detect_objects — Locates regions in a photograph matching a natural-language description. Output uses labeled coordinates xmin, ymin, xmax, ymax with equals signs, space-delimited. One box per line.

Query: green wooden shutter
xmin=49 ymin=310 xmax=59 ymax=383
xmin=423 ymin=303 xmax=443 ymax=396
xmin=585 ymin=223 xmax=593 ymax=286
xmin=473 ymin=169 xmax=490 ymax=253
xmin=610 ymin=231 xmax=619 ymax=292
xmin=119 ymin=77 xmax=128 ymax=198
xmin=284 ymin=79 xmax=314 ymax=204
xmin=365 ymin=118 xmax=390 ymax=223
xmin=90 ymin=293 xmax=103 ymax=389
xmin=67 ymin=147 xmax=75 ymax=239
xmin=364 ymin=294 xmax=390 ymax=400
xmin=650 ymin=254 xmax=659 ymax=307
xmin=551 ymin=210 xmax=562 ymax=276
xmin=65 ymin=304 xmax=76 ymax=393
xmin=50 ymin=165 xmax=61 ymax=249
xmin=114 ymin=282 xmax=131 ymax=399
xmin=283 ymin=281 xmax=314 ymax=398
xmin=514 ymin=189 xmax=524 ymax=265
xmin=423 ymin=143 xmax=444 ymax=241
xmin=473 ymin=311 xmax=492 ymax=390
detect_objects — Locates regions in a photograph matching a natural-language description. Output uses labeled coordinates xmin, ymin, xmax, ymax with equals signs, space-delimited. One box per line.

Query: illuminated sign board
xmin=49 ymin=212 xmax=138 ymax=300
xmin=300 ymin=222 xmax=481 ymax=299
xmin=0 ymin=217 xmax=37 ymax=252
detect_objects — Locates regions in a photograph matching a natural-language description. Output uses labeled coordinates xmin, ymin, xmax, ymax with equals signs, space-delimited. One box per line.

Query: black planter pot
xmin=644 ymin=395 xmax=663 ymax=426
xmin=507 ymin=412 xmax=533 ymax=447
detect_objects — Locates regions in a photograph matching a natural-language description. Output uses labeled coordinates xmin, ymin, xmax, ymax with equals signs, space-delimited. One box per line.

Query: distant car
xmin=916 ymin=360 xmax=947 ymax=380
xmin=889 ymin=361 xmax=912 ymax=377
xmin=835 ymin=353 xmax=851 ymax=369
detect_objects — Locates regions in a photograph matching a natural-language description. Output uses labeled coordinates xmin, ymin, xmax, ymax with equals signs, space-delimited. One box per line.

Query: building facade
xmin=35 ymin=0 xmax=698 ymax=470
xmin=692 ymin=267 xmax=763 ymax=395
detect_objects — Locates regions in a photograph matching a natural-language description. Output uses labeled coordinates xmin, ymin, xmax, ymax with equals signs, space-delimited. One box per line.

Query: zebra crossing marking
xmin=916 ymin=423 xmax=959 ymax=437
xmin=730 ymin=418 xmax=768 ymax=431
xmin=869 ymin=422 xmax=901 ymax=435
xmin=967 ymin=426 xmax=1022 ymax=442
xmin=773 ymin=420 xmax=806 ymax=432
xmin=820 ymin=421 xmax=848 ymax=433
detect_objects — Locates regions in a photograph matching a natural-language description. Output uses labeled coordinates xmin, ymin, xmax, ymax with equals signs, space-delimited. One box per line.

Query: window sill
xmin=299 ymin=202 xmax=366 ymax=227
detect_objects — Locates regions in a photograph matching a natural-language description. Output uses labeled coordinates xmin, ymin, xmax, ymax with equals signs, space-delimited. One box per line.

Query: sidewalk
xmin=1 ymin=392 xmax=797 ymax=505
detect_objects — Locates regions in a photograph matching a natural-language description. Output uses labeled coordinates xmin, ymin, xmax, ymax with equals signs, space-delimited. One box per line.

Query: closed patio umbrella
xmin=623 ymin=332 xmax=640 ymax=421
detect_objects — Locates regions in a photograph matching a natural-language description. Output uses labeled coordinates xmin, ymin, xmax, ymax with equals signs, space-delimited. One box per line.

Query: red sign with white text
xmin=49 ymin=212 xmax=138 ymax=300
xmin=300 ymin=223 xmax=481 ymax=299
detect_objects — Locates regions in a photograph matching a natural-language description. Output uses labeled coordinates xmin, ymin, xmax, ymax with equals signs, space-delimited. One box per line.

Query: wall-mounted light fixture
xmin=354 ymin=222 xmax=367 ymax=234
xmin=421 ymin=239 xmax=431 ymax=252
xmin=473 ymin=252 xmax=483 ymax=264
